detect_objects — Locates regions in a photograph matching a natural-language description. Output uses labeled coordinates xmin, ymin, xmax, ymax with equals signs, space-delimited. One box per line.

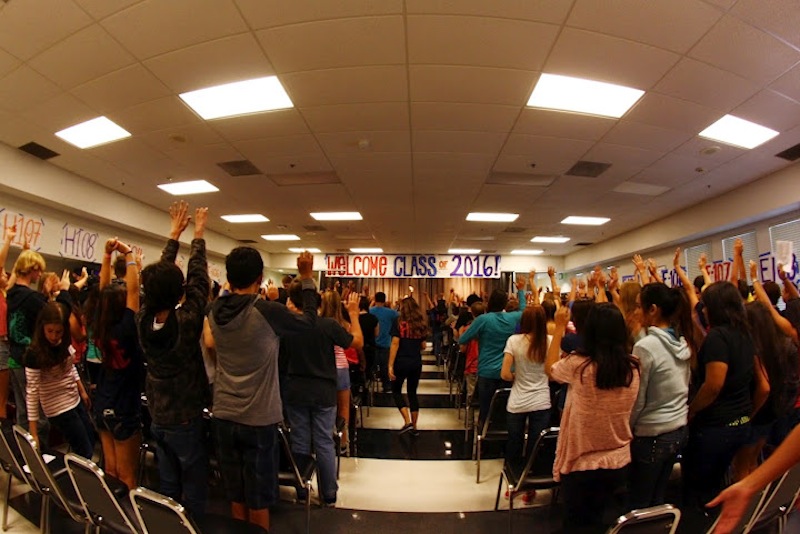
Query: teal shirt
xmin=458 ymin=290 xmax=527 ymax=379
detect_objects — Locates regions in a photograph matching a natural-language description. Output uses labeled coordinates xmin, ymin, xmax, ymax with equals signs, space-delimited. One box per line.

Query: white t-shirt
xmin=504 ymin=334 xmax=552 ymax=414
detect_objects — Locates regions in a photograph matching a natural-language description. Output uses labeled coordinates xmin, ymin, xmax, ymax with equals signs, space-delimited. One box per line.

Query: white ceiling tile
xmin=210 ymin=109 xmax=310 ymax=141
xmin=602 ymin=121 xmax=692 ymax=152
xmin=329 ymin=153 xmax=412 ymax=175
xmin=0 ymin=66 xmax=61 ymax=113
xmin=581 ymin=143 xmax=664 ymax=169
xmin=688 ymin=15 xmax=800 ymax=84
xmin=407 ymin=15 xmax=558 ymax=70
xmin=139 ymin=124 xmax=227 ymax=157
xmin=143 ymin=33 xmax=274 ymax=94
xmin=412 ymin=131 xmax=507 ymax=155
xmin=653 ymin=57 xmax=760 ymax=111
xmin=701 ymin=0 xmax=736 ymax=8
xmin=257 ymin=154 xmax=333 ymax=176
xmin=20 ymin=93 xmax=96 ymax=133
xmin=672 ymin=137 xmax=746 ymax=168
xmin=612 ymin=181 xmax=671 ymax=196
xmin=492 ymin=154 xmax=566 ymax=175
xmin=160 ymin=143 xmax=243 ymax=174
xmin=73 ymin=0 xmax=144 ymax=20
xmin=235 ymin=0 xmax=403 ymax=29
xmin=413 ymin=153 xmax=495 ymax=174
xmin=468 ymin=184 xmax=547 ymax=212
xmin=411 ymin=103 xmax=519 ymax=132
xmin=405 ymin=0 xmax=573 ymax=24
xmin=256 ymin=16 xmax=405 ymax=73
xmin=0 ymin=48 xmax=21 ymax=79
xmin=624 ymin=93 xmax=721 ymax=133
xmin=732 ymin=0 xmax=800 ymax=49
xmin=0 ymin=111 xmax=52 ymax=147
xmin=282 ymin=66 xmax=407 ymax=107
xmin=317 ymin=131 xmax=411 ymax=155
xmin=567 ymin=0 xmax=721 ymax=53
xmin=410 ymin=65 xmax=535 ymax=106
xmin=301 ymin=103 xmax=408 ymax=133
xmin=110 ymin=96 xmax=200 ymax=134
xmin=513 ymin=109 xmax=616 ymax=139
xmin=501 ymin=135 xmax=593 ymax=172
xmin=101 ymin=0 xmax=248 ymax=59
xmin=90 ymin=138 xmax=176 ymax=178
xmin=0 ymin=0 xmax=92 ymax=60
xmin=635 ymin=154 xmax=708 ymax=187
xmin=770 ymin=64 xmax=800 ymax=104
xmin=544 ymin=27 xmax=680 ymax=89
xmin=71 ymin=64 xmax=172 ymax=114
xmin=733 ymin=90 xmax=800 ymax=133
xmin=234 ymin=135 xmax=322 ymax=159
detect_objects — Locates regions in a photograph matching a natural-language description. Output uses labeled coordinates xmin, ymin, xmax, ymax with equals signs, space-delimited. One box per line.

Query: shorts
xmin=213 ymin=419 xmax=278 ymax=510
xmin=746 ymin=422 xmax=772 ymax=445
xmin=336 ymin=367 xmax=350 ymax=392
xmin=94 ymin=408 xmax=141 ymax=441
xmin=0 ymin=339 xmax=9 ymax=371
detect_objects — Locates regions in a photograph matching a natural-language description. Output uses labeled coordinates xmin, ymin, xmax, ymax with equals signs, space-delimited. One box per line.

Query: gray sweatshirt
xmin=630 ymin=326 xmax=691 ymax=437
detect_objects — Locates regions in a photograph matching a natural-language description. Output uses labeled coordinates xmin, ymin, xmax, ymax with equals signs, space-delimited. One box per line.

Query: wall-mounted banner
xmin=324 ymin=254 xmax=502 ymax=278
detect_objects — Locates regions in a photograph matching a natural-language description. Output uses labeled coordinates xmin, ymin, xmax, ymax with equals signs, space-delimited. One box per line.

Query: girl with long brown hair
xmin=388 ymin=296 xmax=429 ymax=434
xmin=320 ymin=289 xmax=353 ymax=451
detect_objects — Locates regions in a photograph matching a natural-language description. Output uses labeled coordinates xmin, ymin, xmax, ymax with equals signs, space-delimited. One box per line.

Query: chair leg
xmin=476 ymin=437 xmax=482 ymax=483
xmin=39 ymin=495 xmax=48 ymax=534
xmin=508 ymin=488 xmax=514 ymax=534
xmin=494 ymin=473 xmax=503 ymax=511
xmin=2 ymin=471 xmax=10 ymax=531
xmin=305 ymin=481 xmax=312 ymax=534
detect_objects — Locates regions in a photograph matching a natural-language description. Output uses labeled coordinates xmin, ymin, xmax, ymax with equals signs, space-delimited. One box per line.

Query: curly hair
xmin=398 ymin=297 xmax=429 ymax=339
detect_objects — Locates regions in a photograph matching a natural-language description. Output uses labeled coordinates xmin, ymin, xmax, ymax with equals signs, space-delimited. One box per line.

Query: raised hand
xmin=515 ymin=274 xmax=527 ymax=291
xmin=105 ymin=238 xmax=118 ymax=255
xmin=345 ymin=291 xmax=360 ymax=316
xmin=4 ymin=224 xmax=16 ymax=243
xmin=194 ymin=207 xmax=208 ymax=239
xmin=777 ymin=264 xmax=789 ymax=281
xmin=169 ymin=200 xmax=191 ymax=240
xmin=554 ymin=305 xmax=570 ymax=333
xmin=699 ymin=253 xmax=708 ymax=270
xmin=749 ymin=260 xmax=758 ymax=282
xmin=59 ymin=269 xmax=71 ymax=291
xmin=297 ymin=251 xmax=314 ymax=279
xmin=734 ymin=238 xmax=744 ymax=257
xmin=632 ymin=254 xmax=645 ymax=273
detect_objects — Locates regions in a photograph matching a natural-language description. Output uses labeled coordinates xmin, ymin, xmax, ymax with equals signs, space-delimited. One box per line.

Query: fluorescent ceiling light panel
xmin=288 ymin=248 xmax=321 ymax=253
xmin=699 ymin=114 xmax=779 ymax=149
xmin=531 ymin=236 xmax=570 ymax=244
xmin=220 ymin=214 xmax=269 ymax=223
xmin=511 ymin=249 xmax=544 ymax=255
xmin=612 ymin=182 xmax=670 ymax=196
xmin=527 ymin=73 xmax=644 ymax=119
xmin=561 ymin=216 xmax=610 ymax=226
xmin=179 ymin=76 xmax=294 ymax=120
xmin=466 ymin=212 xmax=519 ymax=222
xmin=261 ymin=234 xmax=300 ymax=241
xmin=310 ymin=212 xmax=363 ymax=221
xmin=448 ymin=249 xmax=481 ymax=254
xmin=351 ymin=248 xmax=383 ymax=253
xmin=157 ymin=180 xmax=219 ymax=196
xmin=55 ymin=116 xmax=131 ymax=149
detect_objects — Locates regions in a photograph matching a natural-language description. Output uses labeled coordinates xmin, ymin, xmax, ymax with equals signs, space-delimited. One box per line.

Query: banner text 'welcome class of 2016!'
xmin=324 ymin=254 xmax=502 ymax=279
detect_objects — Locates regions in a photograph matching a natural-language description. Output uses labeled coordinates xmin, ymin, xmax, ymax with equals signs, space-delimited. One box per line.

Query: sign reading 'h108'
xmin=324 ymin=254 xmax=502 ymax=278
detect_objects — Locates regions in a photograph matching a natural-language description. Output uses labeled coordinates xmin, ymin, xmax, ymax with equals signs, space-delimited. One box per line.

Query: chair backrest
xmin=0 ymin=420 xmax=32 ymax=488
xmin=277 ymin=423 xmax=303 ymax=486
xmin=705 ymin=486 xmax=770 ymax=534
xmin=480 ymin=388 xmax=512 ymax=438
xmin=64 ymin=453 xmax=139 ymax=533
xmin=130 ymin=486 xmax=197 ymax=534
xmin=746 ymin=462 xmax=800 ymax=531
xmin=12 ymin=425 xmax=86 ymax=524
xmin=607 ymin=504 xmax=681 ymax=534
xmin=519 ymin=427 xmax=560 ymax=482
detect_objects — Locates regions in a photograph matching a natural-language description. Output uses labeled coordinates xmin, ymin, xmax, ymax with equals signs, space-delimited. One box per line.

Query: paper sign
xmin=775 ymin=240 xmax=793 ymax=271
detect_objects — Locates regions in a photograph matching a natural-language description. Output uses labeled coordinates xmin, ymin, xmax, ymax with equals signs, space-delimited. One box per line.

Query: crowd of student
xmin=0 ymin=201 xmax=799 ymax=533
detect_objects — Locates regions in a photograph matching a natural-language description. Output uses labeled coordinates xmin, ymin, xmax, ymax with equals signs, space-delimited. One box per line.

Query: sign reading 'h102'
xmin=324 ymin=254 xmax=502 ymax=278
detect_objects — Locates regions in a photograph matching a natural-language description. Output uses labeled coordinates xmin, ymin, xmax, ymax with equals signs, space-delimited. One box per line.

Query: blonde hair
xmin=320 ymin=290 xmax=347 ymax=327
xmin=13 ymin=250 xmax=46 ymax=277
xmin=618 ymin=282 xmax=641 ymax=317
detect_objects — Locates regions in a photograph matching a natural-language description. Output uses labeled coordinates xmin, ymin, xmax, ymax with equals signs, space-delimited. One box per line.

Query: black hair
xmin=487 ymin=289 xmax=508 ymax=313
xmin=141 ymin=260 xmax=186 ymax=312
xmin=641 ymin=282 xmax=698 ymax=357
xmin=693 ymin=275 xmax=705 ymax=293
xmin=359 ymin=296 xmax=370 ymax=312
xmin=374 ymin=292 xmax=386 ymax=303
xmin=113 ymin=256 xmax=127 ymax=279
xmin=578 ymin=303 xmax=639 ymax=389
xmin=288 ymin=279 xmax=321 ymax=310
xmin=465 ymin=293 xmax=481 ymax=306
xmin=737 ymin=279 xmax=750 ymax=300
xmin=211 ymin=280 xmax=221 ymax=300
xmin=541 ymin=299 xmax=556 ymax=322
xmin=570 ymin=298 xmax=595 ymax=334
xmin=701 ymin=281 xmax=750 ymax=333
xmin=92 ymin=285 xmax=126 ymax=368
xmin=225 ymin=247 xmax=263 ymax=290
xmin=27 ymin=302 xmax=72 ymax=370
xmin=763 ymin=281 xmax=781 ymax=307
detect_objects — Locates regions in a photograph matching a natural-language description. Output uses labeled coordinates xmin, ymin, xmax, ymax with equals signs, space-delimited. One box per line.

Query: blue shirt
xmin=370 ymin=305 xmax=398 ymax=348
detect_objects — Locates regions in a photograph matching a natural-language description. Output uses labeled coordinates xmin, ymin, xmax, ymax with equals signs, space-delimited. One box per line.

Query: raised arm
xmin=698 ymin=253 xmax=712 ymax=289
xmin=632 ymin=254 xmax=647 ymax=286
xmin=73 ymin=267 xmax=89 ymax=290
xmin=0 ymin=224 xmax=16 ymax=270
xmin=99 ymin=238 xmax=116 ymax=289
xmin=161 ymin=200 xmax=191 ymax=264
xmin=647 ymin=258 xmax=663 ymax=284
xmin=545 ymin=305 xmax=569 ymax=378
xmin=182 ymin=207 xmax=210 ymax=319
xmin=730 ymin=238 xmax=744 ymax=285
xmin=345 ymin=293 xmax=363 ymax=350
xmin=751 ymin=261 xmax=798 ymax=344
xmin=674 ymin=248 xmax=700 ymax=310
xmin=115 ymin=240 xmax=139 ymax=313
xmin=779 ymin=265 xmax=799 ymax=301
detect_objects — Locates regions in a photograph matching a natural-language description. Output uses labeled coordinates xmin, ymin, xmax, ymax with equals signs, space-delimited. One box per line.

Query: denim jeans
xmin=375 ymin=346 xmax=391 ymax=390
xmin=477 ymin=376 xmax=511 ymax=430
xmin=505 ymin=408 xmax=552 ymax=473
xmin=48 ymin=403 xmax=94 ymax=459
xmin=629 ymin=426 xmax=688 ymax=509
xmin=285 ymin=404 xmax=337 ymax=503
xmin=10 ymin=368 xmax=50 ymax=444
xmin=151 ymin=416 xmax=209 ymax=517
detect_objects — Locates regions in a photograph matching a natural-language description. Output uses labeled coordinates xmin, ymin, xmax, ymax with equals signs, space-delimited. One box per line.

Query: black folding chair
xmin=130 ymin=486 xmax=267 ymax=534
xmin=607 ymin=504 xmax=681 ymax=534
xmin=13 ymin=425 xmax=90 ymax=533
xmin=277 ymin=424 xmax=316 ymax=534
xmin=0 ymin=420 xmax=39 ymax=531
xmin=64 ymin=453 xmax=140 ymax=533
xmin=476 ymin=387 xmax=511 ymax=483
xmin=705 ymin=485 xmax=771 ymax=534
xmin=744 ymin=462 xmax=800 ymax=533
xmin=495 ymin=427 xmax=560 ymax=532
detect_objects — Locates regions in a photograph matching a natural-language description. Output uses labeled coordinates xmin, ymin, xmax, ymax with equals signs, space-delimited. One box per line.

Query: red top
xmin=0 ymin=292 xmax=7 ymax=337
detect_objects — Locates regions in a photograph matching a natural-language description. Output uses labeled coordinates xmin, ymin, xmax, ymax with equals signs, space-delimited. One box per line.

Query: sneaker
xmin=322 ymin=497 xmax=337 ymax=508
xmin=521 ymin=490 xmax=536 ymax=504
xmin=399 ymin=423 xmax=414 ymax=434
xmin=411 ymin=427 xmax=420 ymax=437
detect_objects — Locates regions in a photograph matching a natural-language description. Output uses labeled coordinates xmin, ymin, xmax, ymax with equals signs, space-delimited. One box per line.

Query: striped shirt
xmin=26 ymin=359 xmax=81 ymax=420
xmin=334 ymin=345 xmax=348 ymax=369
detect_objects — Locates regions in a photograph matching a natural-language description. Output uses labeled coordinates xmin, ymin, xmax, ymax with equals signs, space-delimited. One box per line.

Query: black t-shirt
xmin=95 ymin=308 xmax=144 ymax=416
xmin=282 ymin=317 xmax=353 ymax=408
xmin=695 ymin=325 xmax=755 ymax=427
xmin=390 ymin=318 xmax=425 ymax=365
xmin=358 ymin=312 xmax=378 ymax=350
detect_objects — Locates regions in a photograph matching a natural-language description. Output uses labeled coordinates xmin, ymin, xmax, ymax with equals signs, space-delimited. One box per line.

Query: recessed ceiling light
xmin=261 ymin=234 xmax=300 ymax=241
xmin=310 ymin=212 xmax=363 ymax=221
xmin=561 ymin=216 xmax=610 ymax=226
xmin=527 ymin=73 xmax=644 ymax=119
xmin=220 ymin=214 xmax=269 ymax=223
xmin=448 ymin=249 xmax=481 ymax=254
xmin=157 ymin=180 xmax=219 ymax=196
xmin=466 ymin=212 xmax=519 ymax=222
xmin=531 ymin=236 xmax=570 ymax=243
xmin=699 ymin=114 xmax=779 ymax=149
xmin=55 ymin=116 xmax=131 ymax=149
xmin=179 ymin=76 xmax=293 ymax=120
xmin=351 ymin=248 xmax=383 ymax=253
xmin=510 ymin=249 xmax=544 ymax=255
xmin=288 ymin=247 xmax=321 ymax=253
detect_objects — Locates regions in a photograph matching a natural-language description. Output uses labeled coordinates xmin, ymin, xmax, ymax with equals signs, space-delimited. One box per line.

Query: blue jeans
xmin=10 ymin=368 xmax=50 ymax=443
xmin=505 ymin=408 xmax=552 ymax=472
xmin=375 ymin=347 xmax=391 ymax=390
xmin=151 ymin=416 xmax=208 ymax=517
xmin=629 ymin=426 xmax=688 ymax=509
xmin=285 ymin=404 xmax=337 ymax=503
xmin=48 ymin=403 xmax=94 ymax=459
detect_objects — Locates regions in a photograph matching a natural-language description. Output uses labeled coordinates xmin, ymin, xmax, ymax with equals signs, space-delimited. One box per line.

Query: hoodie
xmin=7 ymin=284 xmax=71 ymax=369
xmin=630 ymin=326 xmax=691 ymax=437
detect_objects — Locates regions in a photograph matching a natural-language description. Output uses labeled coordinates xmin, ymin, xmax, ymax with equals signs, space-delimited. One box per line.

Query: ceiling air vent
xmin=775 ymin=143 xmax=800 ymax=162
xmin=566 ymin=161 xmax=611 ymax=178
xmin=303 ymin=224 xmax=327 ymax=232
xmin=503 ymin=227 xmax=526 ymax=233
xmin=575 ymin=242 xmax=593 ymax=246
xmin=237 ymin=239 xmax=258 ymax=244
xmin=217 ymin=160 xmax=262 ymax=176
xmin=18 ymin=142 xmax=59 ymax=160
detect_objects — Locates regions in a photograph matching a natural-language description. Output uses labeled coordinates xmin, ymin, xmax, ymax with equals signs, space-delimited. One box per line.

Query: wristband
xmin=124 ymin=251 xmax=133 ymax=255
xmin=126 ymin=261 xmax=137 ymax=267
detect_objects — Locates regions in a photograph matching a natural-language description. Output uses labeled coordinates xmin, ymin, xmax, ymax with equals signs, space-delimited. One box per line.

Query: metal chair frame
xmin=607 ymin=504 xmax=681 ymax=534
xmin=475 ymin=387 xmax=511 ymax=483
